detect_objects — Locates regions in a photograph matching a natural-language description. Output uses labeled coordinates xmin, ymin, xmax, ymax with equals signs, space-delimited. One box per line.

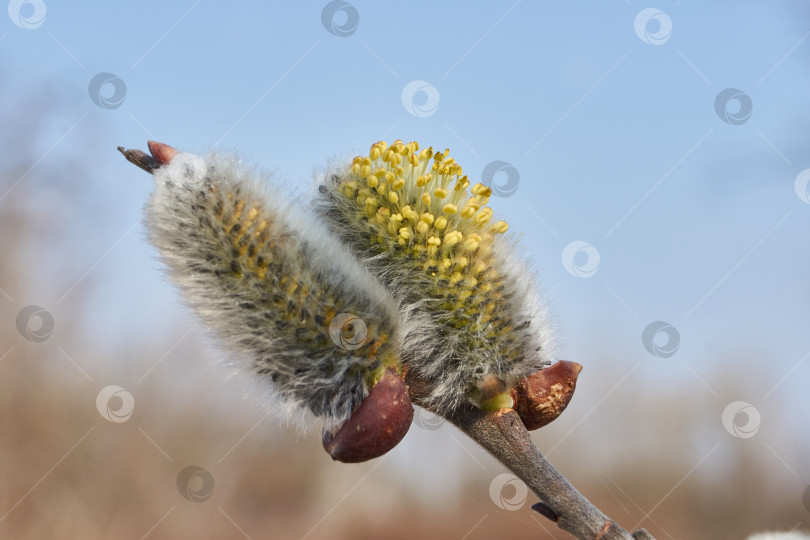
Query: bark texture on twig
xmin=406 ymin=370 xmax=656 ymax=540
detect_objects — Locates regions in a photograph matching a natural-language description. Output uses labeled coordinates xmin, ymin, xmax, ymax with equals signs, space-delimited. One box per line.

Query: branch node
xmin=531 ymin=501 xmax=559 ymax=522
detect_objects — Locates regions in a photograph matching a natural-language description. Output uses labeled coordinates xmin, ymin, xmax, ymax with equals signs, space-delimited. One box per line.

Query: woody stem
xmin=405 ymin=371 xmax=656 ymax=540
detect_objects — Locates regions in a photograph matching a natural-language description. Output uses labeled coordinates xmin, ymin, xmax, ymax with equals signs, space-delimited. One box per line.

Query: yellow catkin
xmin=337 ymin=140 xmax=515 ymax=361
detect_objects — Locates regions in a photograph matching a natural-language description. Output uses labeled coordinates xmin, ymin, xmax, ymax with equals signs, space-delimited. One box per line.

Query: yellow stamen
xmin=444 ymin=231 xmax=463 ymax=247
xmin=474 ymin=207 xmax=493 ymax=225
xmin=491 ymin=220 xmax=508 ymax=234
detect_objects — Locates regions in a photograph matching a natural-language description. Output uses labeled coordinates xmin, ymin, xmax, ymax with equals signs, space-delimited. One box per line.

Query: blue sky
xmin=3 ymin=0 xmax=809 ymax=467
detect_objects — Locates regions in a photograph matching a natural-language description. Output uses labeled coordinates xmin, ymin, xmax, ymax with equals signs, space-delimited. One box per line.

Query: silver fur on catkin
xmin=317 ymin=140 xmax=556 ymax=413
xmin=145 ymin=150 xmax=404 ymax=431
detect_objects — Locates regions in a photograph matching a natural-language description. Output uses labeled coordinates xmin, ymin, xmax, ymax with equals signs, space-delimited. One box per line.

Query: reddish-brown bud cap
xmin=322 ymin=368 xmax=414 ymax=463
xmin=148 ymin=140 xmax=178 ymax=165
xmin=511 ymin=360 xmax=582 ymax=430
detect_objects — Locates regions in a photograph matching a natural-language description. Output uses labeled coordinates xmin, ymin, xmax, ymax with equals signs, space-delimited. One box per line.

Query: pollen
xmin=331 ymin=140 xmax=523 ymax=385
xmin=462 ymin=238 xmax=479 ymax=253
xmin=474 ymin=207 xmax=493 ymax=225
xmin=491 ymin=220 xmax=508 ymax=234
xmin=471 ymin=183 xmax=492 ymax=197
xmin=443 ymin=230 xmax=463 ymax=247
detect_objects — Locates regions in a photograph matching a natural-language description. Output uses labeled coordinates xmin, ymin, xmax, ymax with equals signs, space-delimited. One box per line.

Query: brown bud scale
xmin=148 ymin=140 xmax=178 ymax=165
xmin=510 ymin=360 xmax=582 ymax=430
xmin=322 ymin=368 xmax=414 ymax=463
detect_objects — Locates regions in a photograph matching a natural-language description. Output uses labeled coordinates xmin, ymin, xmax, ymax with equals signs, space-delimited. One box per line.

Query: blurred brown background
xmin=3 ymin=3 xmax=810 ymax=532
xmin=1 ymin=88 xmax=808 ymax=540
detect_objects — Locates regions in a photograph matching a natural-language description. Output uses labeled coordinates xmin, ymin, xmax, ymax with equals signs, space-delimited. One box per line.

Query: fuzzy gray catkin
xmin=145 ymin=150 xmax=403 ymax=430
xmin=318 ymin=140 xmax=556 ymax=413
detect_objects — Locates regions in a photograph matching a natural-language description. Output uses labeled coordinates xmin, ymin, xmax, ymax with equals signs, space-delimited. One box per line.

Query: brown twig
xmin=405 ymin=371 xmax=656 ymax=540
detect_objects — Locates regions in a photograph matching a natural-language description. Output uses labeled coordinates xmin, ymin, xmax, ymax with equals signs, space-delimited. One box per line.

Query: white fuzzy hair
xmin=145 ymin=151 xmax=403 ymax=431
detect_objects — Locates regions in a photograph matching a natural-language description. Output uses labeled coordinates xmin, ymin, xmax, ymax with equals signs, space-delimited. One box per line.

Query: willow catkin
xmin=318 ymin=140 xmax=557 ymax=413
xmin=145 ymin=150 xmax=404 ymax=431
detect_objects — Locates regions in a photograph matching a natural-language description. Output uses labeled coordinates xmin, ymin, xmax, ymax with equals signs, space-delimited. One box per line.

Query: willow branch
xmin=405 ymin=371 xmax=656 ymax=540
xmin=119 ymin=143 xmax=655 ymax=539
